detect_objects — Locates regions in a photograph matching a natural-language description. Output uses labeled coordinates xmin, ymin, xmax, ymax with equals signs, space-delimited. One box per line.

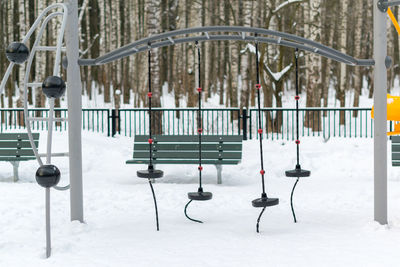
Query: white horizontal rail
xmin=38 ymin=152 xmax=69 ymax=157
xmin=36 ymin=46 xmax=66 ymax=52
xmin=28 ymin=117 xmax=67 ymax=122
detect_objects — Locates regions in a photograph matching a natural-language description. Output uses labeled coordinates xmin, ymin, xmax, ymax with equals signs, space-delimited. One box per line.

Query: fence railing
xmin=0 ymin=108 xmax=110 ymax=135
xmin=0 ymin=107 xmax=381 ymax=139
xmin=248 ymin=107 xmax=375 ymax=140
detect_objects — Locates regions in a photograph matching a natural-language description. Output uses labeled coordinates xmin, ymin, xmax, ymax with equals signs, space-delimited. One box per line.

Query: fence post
xmin=118 ymin=109 xmax=121 ymax=135
xmin=242 ymin=108 xmax=248 ymax=140
xmin=109 ymin=109 xmax=119 ymax=137
xmin=106 ymin=109 xmax=110 ymax=137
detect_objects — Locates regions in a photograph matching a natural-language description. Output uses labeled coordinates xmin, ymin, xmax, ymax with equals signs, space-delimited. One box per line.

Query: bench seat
xmin=0 ymin=133 xmax=39 ymax=182
xmin=126 ymin=135 xmax=243 ymax=184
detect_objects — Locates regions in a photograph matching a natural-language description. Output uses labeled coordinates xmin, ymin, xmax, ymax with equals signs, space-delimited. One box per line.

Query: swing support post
xmin=374 ymin=0 xmax=388 ymax=225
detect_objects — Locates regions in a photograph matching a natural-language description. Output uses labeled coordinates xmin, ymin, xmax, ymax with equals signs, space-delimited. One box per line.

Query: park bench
xmin=126 ymin=135 xmax=243 ymax=184
xmin=0 ymin=133 xmax=39 ymax=182
xmin=391 ymin=136 xmax=400 ymax=166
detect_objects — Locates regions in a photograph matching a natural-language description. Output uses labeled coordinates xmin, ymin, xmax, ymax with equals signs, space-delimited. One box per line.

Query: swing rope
xmin=197 ymin=41 xmax=203 ymax=191
xmin=295 ymin=49 xmax=300 ymax=169
xmin=292 ymin=49 xmax=301 ymax=223
xmin=149 ymin=180 xmax=159 ymax=231
xmin=148 ymin=44 xmax=159 ymax=231
xmin=256 ymin=207 xmax=267 ymax=233
xmin=148 ymin=46 xmax=153 ymax=170
xmin=183 ymin=41 xmax=211 ymax=223
xmin=290 ymin=178 xmax=299 ymax=223
xmin=254 ymin=34 xmax=268 ymax=232
xmin=255 ymin=35 xmax=267 ymax=197
xmin=283 ymin=47 xmax=311 ymax=223
xmin=184 ymin=200 xmax=203 ymax=224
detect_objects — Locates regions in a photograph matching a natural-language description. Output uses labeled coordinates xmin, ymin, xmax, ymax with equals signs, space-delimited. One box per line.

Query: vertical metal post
xmin=111 ymin=109 xmax=117 ymax=137
xmin=242 ymin=108 xmax=248 ymax=140
xmin=118 ymin=109 xmax=121 ymax=135
xmin=373 ymin=0 xmax=388 ymax=225
xmin=45 ymin=188 xmax=51 ymax=258
xmin=66 ymin=0 xmax=84 ymax=222
xmin=107 ymin=109 xmax=110 ymax=137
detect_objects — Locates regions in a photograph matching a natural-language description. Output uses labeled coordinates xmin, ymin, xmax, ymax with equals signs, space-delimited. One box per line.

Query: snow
xmin=273 ymin=0 xmax=304 ymax=14
xmin=1 ymin=131 xmax=400 ymax=266
xmin=265 ymin=63 xmax=293 ymax=82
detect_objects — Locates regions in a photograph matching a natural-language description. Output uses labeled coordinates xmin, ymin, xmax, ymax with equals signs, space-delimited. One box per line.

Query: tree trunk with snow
xmin=239 ymin=0 xmax=253 ymax=111
xmin=305 ymin=0 xmax=322 ymax=131
xmin=337 ymin=0 xmax=348 ymax=125
xmin=352 ymin=0 xmax=364 ymax=117
xmin=147 ymin=0 xmax=163 ymax=134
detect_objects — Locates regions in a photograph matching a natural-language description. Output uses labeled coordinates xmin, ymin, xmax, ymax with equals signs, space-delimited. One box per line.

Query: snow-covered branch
xmin=273 ymin=0 xmax=304 ymax=14
xmin=265 ymin=64 xmax=293 ymax=82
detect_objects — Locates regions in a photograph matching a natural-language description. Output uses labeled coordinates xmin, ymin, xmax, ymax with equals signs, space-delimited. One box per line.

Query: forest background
xmin=0 ymin=0 xmax=397 ymax=113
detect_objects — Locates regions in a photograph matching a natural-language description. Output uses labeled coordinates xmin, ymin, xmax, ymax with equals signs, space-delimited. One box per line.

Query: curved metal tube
xmin=23 ymin=12 xmax=65 ymax=166
xmin=97 ymin=35 xmax=355 ymax=66
xmin=54 ymin=184 xmax=71 ymax=191
xmin=79 ymin=26 xmax=374 ymax=67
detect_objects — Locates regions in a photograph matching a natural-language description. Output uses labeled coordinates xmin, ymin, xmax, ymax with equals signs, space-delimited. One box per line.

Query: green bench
xmin=126 ymin=135 xmax=243 ymax=184
xmin=0 ymin=133 xmax=39 ymax=182
xmin=391 ymin=136 xmax=400 ymax=166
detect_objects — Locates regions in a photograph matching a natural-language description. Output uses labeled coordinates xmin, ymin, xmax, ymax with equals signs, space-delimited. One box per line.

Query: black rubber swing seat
xmin=137 ymin=169 xmax=164 ymax=179
xmin=285 ymin=168 xmax=311 ymax=178
xmin=188 ymin=191 xmax=213 ymax=201
xmin=252 ymin=197 xmax=279 ymax=208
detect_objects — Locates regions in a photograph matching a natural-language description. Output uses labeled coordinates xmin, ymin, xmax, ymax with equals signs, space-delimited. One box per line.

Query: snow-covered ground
xmin=1 ymin=131 xmax=400 ymax=266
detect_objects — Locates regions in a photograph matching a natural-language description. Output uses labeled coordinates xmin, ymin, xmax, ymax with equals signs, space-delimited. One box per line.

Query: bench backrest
xmin=0 ymin=133 xmax=39 ymax=160
xmin=133 ymin=135 xmax=243 ymax=163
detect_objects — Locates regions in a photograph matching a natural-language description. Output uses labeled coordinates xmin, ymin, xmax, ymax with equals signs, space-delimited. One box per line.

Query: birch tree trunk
xmin=147 ymin=0 xmax=162 ymax=134
xmin=17 ymin=0 xmax=26 ymax=127
xmin=352 ymin=0 xmax=364 ymax=116
xmin=338 ymin=0 xmax=348 ymax=125
xmin=305 ymin=0 xmax=322 ymax=131
xmin=239 ymin=0 xmax=252 ymax=110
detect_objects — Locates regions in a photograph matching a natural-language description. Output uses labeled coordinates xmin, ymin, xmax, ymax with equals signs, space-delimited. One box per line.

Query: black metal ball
xmin=36 ymin=165 xmax=61 ymax=188
xmin=42 ymin=76 xmax=66 ymax=99
xmin=6 ymin=42 xmax=30 ymax=64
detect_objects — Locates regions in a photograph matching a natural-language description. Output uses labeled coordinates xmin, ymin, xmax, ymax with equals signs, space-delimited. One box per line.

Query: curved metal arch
xmin=78 ymin=26 xmax=374 ymax=67
xmin=0 ymin=3 xmax=68 ymax=95
xmin=23 ymin=11 xmax=66 ymax=167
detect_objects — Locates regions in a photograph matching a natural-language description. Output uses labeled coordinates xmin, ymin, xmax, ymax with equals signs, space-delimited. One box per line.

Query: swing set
xmin=0 ymin=0 xmax=396 ymax=258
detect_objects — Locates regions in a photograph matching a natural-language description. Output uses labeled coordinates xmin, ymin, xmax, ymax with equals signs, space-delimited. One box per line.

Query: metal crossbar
xmin=78 ymin=26 xmax=374 ymax=67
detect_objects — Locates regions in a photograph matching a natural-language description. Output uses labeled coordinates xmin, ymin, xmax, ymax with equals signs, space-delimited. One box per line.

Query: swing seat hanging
xmin=252 ymin=196 xmax=279 ymax=208
xmin=188 ymin=191 xmax=213 ymax=201
xmin=137 ymin=167 xmax=164 ymax=179
xmin=285 ymin=168 xmax=310 ymax=178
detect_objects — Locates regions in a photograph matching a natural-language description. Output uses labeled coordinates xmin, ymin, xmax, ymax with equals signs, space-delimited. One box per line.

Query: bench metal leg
xmin=10 ymin=161 xmax=20 ymax=182
xmin=216 ymin=165 xmax=222 ymax=184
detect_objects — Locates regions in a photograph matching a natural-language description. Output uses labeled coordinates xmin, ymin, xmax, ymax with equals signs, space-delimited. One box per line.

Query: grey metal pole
xmin=65 ymin=0 xmax=84 ymax=222
xmin=46 ymin=188 xmax=51 ymax=258
xmin=373 ymin=0 xmax=388 ymax=225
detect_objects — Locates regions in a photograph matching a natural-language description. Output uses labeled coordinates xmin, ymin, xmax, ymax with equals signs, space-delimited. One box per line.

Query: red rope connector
xmin=198 ymin=166 xmax=203 ymax=171
xmin=295 ymin=95 xmax=300 ymax=100
xmin=255 ymin=84 xmax=261 ymax=90
xmin=260 ymin=170 xmax=265 ymax=175
xmin=258 ymin=129 xmax=263 ymax=134
xmin=295 ymin=140 xmax=300 ymax=145
xmin=147 ymin=92 xmax=153 ymax=98
xmin=197 ymin=87 xmax=202 ymax=92
xmin=198 ymin=128 xmax=203 ymax=134
xmin=148 ymin=138 xmax=153 ymax=144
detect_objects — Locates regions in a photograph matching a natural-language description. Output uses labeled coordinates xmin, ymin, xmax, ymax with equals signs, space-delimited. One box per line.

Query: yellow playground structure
xmin=372 ymin=94 xmax=400 ymax=136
